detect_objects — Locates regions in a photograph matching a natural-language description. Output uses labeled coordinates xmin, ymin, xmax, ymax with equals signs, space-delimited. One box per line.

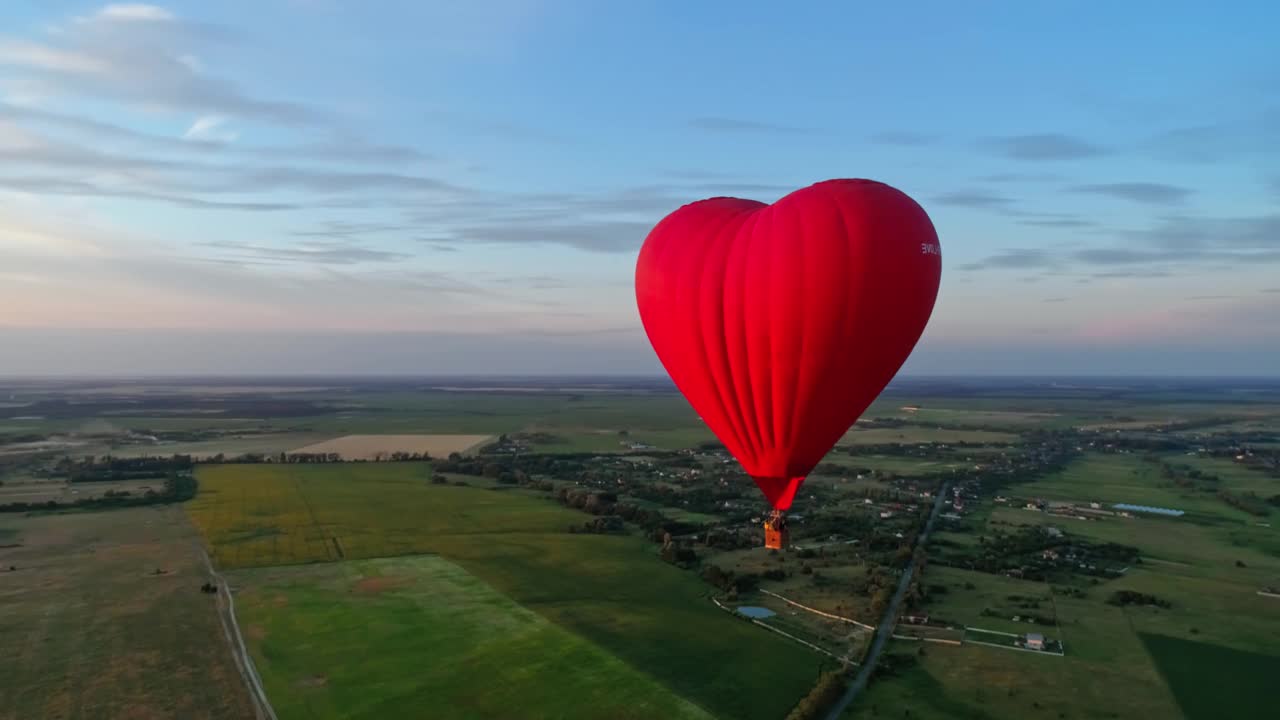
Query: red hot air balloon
xmin=635 ymin=179 xmax=941 ymax=548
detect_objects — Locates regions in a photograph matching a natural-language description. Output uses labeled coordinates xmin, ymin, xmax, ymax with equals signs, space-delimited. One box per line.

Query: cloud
xmin=183 ymin=115 xmax=238 ymax=142
xmin=982 ymin=133 xmax=1107 ymax=160
xmin=1070 ymin=182 xmax=1192 ymax=206
xmin=1017 ymin=217 xmax=1097 ymax=229
xmin=1145 ymin=121 xmax=1280 ymax=164
xmin=95 ymin=4 xmax=175 ymax=22
xmin=291 ymin=221 xmax=417 ymax=240
xmin=1188 ymin=295 xmax=1236 ymax=300
xmin=978 ymin=172 xmax=1064 ymax=183
xmin=202 ymin=240 xmax=412 ymax=266
xmin=1072 ymin=248 xmax=1161 ymax=265
xmin=689 ymin=117 xmax=810 ymax=134
xmin=0 ymin=102 xmax=433 ymax=165
xmin=962 ymin=211 xmax=1280 ymax=275
xmin=870 ymin=131 xmax=936 ymax=146
xmin=932 ymin=190 xmax=1014 ymax=210
xmin=0 ymin=175 xmax=300 ymax=211
xmin=0 ymin=6 xmax=325 ymax=125
xmin=1124 ymin=214 xmax=1280 ymax=250
xmin=1264 ymin=287 xmax=1280 ymax=293
xmin=1043 ymin=297 xmax=1068 ymax=303
xmin=448 ymin=219 xmax=654 ymax=253
xmin=958 ymin=249 xmax=1056 ymax=270
xmin=1088 ymin=270 xmax=1174 ymax=279
xmin=0 ymin=42 xmax=111 ymax=74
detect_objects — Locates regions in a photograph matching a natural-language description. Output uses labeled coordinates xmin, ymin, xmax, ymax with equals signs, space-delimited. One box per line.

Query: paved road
xmin=823 ymin=480 xmax=953 ymax=720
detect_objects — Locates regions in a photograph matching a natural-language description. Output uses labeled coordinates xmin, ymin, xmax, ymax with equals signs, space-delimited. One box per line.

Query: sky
xmin=0 ymin=1 xmax=1277 ymax=376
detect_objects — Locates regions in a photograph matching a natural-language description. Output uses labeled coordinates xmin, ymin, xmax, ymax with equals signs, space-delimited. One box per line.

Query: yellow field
xmin=289 ymin=433 xmax=492 ymax=459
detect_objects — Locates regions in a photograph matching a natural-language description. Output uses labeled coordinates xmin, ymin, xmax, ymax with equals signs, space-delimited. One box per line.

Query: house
xmin=1025 ymin=633 xmax=1045 ymax=650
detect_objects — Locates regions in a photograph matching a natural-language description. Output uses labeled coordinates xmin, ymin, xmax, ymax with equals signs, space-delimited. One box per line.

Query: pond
xmin=736 ymin=606 xmax=776 ymax=619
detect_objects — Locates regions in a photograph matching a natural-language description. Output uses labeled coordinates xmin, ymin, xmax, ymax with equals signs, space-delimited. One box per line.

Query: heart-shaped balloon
xmin=635 ymin=179 xmax=941 ymax=510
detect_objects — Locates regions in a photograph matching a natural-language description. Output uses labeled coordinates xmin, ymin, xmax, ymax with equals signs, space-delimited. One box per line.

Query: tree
xmin=870 ymin=588 xmax=892 ymax=616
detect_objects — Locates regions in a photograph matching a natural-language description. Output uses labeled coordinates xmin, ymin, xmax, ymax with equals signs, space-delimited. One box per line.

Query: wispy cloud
xmin=932 ymin=190 xmax=1014 ymax=210
xmin=689 ymin=117 xmax=810 ymax=134
xmin=95 ymin=4 xmax=175 ymax=22
xmin=982 ymin=133 xmax=1107 ymax=160
xmin=202 ymin=240 xmax=412 ymax=266
xmin=0 ymin=5 xmax=323 ymax=125
xmin=960 ymin=211 xmax=1280 ymax=274
xmin=978 ymin=172 xmax=1064 ymax=183
xmin=1071 ymin=182 xmax=1192 ymax=206
xmin=183 ymin=115 xmax=238 ymax=142
xmin=958 ymin=249 xmax=1056 ymax=270
xmin=1017 ymin=217 xmax=1097 ymax=229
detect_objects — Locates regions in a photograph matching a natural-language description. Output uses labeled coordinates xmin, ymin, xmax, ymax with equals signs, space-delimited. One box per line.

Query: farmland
xmin=288 ymin=433 xmax=493 ymax=459
xmin=232 ymin=556 xmax=714 ymax=720
xmin=0 ymin=506 xmax=253 ymax=720
xmin=1141 ymin=633 xmax=1279 ymax=720
xmin=188 ymin=463 xmax=820 ymax=720
xmin=842 ymin=427 xmax=1017 ymax=446
xmin=1003 ymin=453 xmax=1258 ymax=522
xmin=3 ymin=376 xmax=1280 ymax=720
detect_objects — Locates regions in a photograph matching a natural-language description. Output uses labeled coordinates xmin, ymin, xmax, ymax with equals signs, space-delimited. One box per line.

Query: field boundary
xmin=963 ymin=627 xmax=1065 ymax=657
xmin=760 ymin=589 xmax=876 ymax=631
xmin=712 ymin=597 xmax=850 ymax=662
xmin=890 ymin=633 xmax=963 ymax=645
xmin=198 ymin=542 xmax=278 ymax=720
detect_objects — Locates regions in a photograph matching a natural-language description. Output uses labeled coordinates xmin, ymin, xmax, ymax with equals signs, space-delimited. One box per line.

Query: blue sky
xmin=0 ymin=1 xmax=1277 ymax=375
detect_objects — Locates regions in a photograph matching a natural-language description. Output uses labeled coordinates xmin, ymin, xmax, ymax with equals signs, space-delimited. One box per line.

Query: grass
xmin=0 ymin=506 xmax=253 ymax=720
xmin=231 ymin=556 xmax=714 ymax=720
xmin=519 ymin=426 xmax=711 ymax=454
xmin=984 ymin=506 xmax=1279 ymax=589
xmin=189 ymin=463 xmax=820 ymax=720
xmin=1004 ymin=453 xmax=1258 ymax=523
xmin=824 ymin=453 xmax=965 ymax=476
xmin=922 ymin=566 xmax=1055 ymax=635
xmin=843 ymin=641 xmax=1181 ymax=720
xmin=841 ymin=427 xmax=1017 ymax=446
xmin=1140 ymin=633 xmax=1279 ymax=720
xmin=1165 ymin=454 xmax=1279 ymax=497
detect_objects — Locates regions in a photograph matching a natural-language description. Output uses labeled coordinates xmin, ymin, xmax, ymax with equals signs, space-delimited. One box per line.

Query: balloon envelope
xmin=635 ymin=179 xmax=941 ymax=510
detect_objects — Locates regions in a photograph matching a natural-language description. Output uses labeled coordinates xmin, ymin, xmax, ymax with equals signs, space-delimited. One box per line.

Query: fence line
xmin=759 ymin=589 xmax=876 ymax=631
xmin=711 ymin=597 xmax=851 ymax=663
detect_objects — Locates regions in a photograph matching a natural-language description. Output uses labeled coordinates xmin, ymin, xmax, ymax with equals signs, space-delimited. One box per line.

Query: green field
xmin=844 ymin=640 xmax=1181 ymax=720
xmin=1004 ymin=453 xmax=1259 ymax=523
xmin=0 ymin=507 xmax=253 ymax=720
xmin=1141 ymin=633 xmax=1279 ymax=720
xmin=842 ymin=427 xmax=1017 ymax=446
xmin=189 ymin=463 xmax=819 ymax=720
xmin=1165 ymin=455 xmax=1279 ymax=497
xmin=923 ymin=566 xmax=1056 ymax=635
xmin=824 ymin=453 xmax=967 ymax=476
xmin=233 ymin=556 xmax=713 ymax=720
xmin=519 ymin=426 xmax=712 ymax=454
